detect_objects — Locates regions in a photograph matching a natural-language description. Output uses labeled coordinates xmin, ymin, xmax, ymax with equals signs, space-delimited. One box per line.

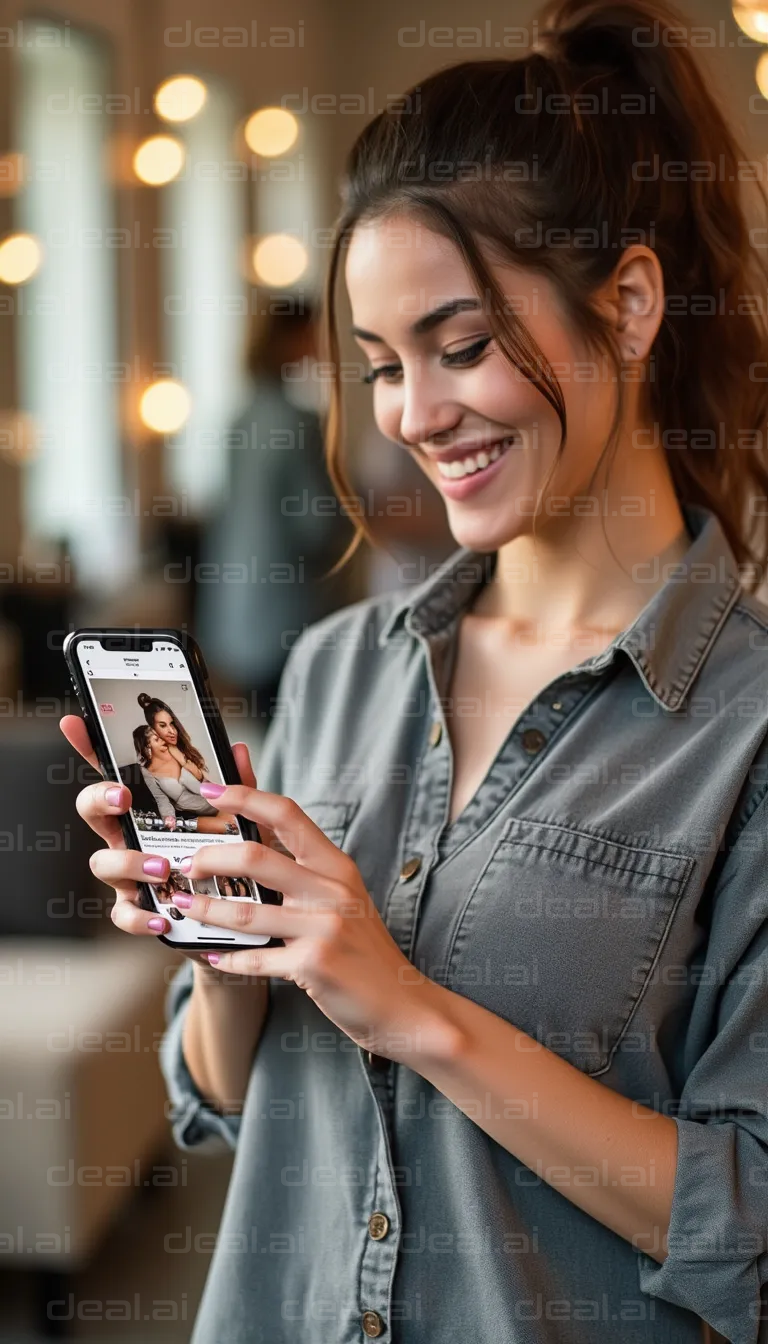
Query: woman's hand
xmin=58 ymin=715 xmax=278 ymax=986
xmin=169 ymin=783 xmax=456 ymax=1061
xmin=163 ymin=814 xmax=177 ymax=830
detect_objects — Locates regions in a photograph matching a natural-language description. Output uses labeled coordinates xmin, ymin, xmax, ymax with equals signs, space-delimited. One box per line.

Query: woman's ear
xmin=592 ymin=244 xmax=664 ymax=363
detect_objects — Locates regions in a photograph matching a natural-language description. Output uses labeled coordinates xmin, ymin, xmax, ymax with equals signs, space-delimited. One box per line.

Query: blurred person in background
xmin=195 ymin=297 xmax=347 ymax=721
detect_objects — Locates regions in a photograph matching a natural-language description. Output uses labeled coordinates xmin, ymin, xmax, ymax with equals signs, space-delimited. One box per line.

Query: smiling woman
xmin=64 ymin=1 xmax=768 ymax=1343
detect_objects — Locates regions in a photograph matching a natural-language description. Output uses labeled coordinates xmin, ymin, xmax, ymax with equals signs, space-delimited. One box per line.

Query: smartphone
xmin=63 ymin=628 xmax=281 ymax=950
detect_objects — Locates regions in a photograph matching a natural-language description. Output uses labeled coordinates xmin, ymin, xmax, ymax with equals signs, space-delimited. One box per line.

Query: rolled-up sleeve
xmin=637 ymin=793 xmax=768 ymax=1342
xmin=159 ymin=958 xmax=243 ymax=1153
xmin=157 ymin=636 xmax=304 ymax=1153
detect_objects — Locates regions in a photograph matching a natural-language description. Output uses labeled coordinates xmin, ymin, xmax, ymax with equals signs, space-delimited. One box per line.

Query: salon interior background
xmin=1 ymin=0 xmax=767 ymax=1338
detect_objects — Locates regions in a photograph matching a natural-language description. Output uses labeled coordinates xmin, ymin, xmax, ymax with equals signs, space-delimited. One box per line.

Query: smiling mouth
xmin=435 ymin=435 xmax=517 ymax=481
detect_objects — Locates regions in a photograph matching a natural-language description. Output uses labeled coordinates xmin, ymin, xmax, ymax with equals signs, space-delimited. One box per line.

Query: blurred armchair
xmin=0 ymin=724 xmax=180 ymax=1334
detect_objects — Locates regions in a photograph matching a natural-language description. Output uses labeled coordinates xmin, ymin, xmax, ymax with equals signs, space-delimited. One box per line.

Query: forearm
xmin=399 ymin=979 xmax=678 ymax=1262
xmin=182 ymin=967 xmax=271 ymax=1114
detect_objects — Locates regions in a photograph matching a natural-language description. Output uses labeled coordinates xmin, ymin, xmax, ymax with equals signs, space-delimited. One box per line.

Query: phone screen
xmin=74 ymin=637 xmax=269 ymax=946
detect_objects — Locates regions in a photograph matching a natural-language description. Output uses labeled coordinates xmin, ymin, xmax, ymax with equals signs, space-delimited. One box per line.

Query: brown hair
xmin=133 ymin=723 xmax=155 ymax=769
xmin=321 ymin=0 xmax=768 ymax=589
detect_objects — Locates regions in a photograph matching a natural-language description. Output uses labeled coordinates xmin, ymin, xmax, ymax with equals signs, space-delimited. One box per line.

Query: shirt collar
xmin=377 ymin=503 xmax=743 ymax=711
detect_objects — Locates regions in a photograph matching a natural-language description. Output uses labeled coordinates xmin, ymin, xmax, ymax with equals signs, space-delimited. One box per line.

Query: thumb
xmin=232 ymin=741 xmax=257 ymax=789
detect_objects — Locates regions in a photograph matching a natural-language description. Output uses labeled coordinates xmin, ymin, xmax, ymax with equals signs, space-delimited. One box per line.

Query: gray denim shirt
xmin=161 ymin=502 xmax=768 ymax=1344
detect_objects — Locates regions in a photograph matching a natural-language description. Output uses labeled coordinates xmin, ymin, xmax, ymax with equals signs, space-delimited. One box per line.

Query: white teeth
xmin=436 ymin=437 xmax=513 ymax=480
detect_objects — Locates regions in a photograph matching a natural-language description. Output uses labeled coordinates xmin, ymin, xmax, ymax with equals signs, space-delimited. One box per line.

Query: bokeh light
xmin=132 ymin=135 xmax=185 ymax=186
xmin=0 ymin=233 xmax=43 ymax=284
xmin=733 ymin=3 xmax=768 ymax=41
xmin=251 ymin=234 xmax=308 ymax=286
xmin=757 ymin=48 xmax=768 ymax=96
xmin=139 ymin=379 xmax=191 ymax=433
xmin=154 ymin=76 xmax=208 ymax=124
xmin=244 ymin=107 xmax=299 ymax=157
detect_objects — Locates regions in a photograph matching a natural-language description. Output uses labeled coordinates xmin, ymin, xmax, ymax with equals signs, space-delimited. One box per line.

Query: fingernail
xmin=147 ymin=917 xmax=167 ymax=932
xmin=173 ymin=893 xmax=193 ymax=908
xmin=178 ymin=857 xmax=192 ymax=873
xmin=200 ymin=781 xmax=226 ymax=799
xmin=206 ymin=953 xmax=220 ymax=965
xmin=143 ymin=856 xmax=168 ymax=877
xmin=105 ymin=786 xmax=124 ymax=808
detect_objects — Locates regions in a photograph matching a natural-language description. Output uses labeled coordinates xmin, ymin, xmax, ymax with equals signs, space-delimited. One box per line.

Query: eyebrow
xmin=350 ymin=297 xmax=482 ymax=343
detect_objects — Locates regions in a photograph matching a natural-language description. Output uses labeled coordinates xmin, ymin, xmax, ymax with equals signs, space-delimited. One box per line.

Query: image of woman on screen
xmin=133 ymin=725 xmax=237 ymax=835
xmin=137 ymin=693 xmax=209 ymax=781
xmin=155 ymin=873 xmax=192 ymax=903
xmin=211 ymin=875 xmax=255 ymax=902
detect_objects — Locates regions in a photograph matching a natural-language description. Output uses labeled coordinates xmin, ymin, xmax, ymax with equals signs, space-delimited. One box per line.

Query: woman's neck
xmin=475 ymin=456 xmax=691 ymax=635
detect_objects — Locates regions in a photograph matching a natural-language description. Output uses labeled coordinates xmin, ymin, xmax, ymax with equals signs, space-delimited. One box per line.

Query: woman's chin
xmin=444 ymin=503 xmax=525 ymax=554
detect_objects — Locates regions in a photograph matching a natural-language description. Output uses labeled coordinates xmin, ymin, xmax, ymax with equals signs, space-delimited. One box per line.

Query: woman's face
xmin=345 ymin=215 xmax=623 ymax=554
xmin=147 ymin=729 xmax=168 ymax=759
xmin=152 ymin=711 xmax=178 ymax=746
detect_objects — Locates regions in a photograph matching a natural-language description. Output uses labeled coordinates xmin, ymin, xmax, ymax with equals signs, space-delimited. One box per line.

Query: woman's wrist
xmin=192 ymin=960 xmax=269 ymax=993
xmin=387 ymin=975 xmax=468 ymax=1069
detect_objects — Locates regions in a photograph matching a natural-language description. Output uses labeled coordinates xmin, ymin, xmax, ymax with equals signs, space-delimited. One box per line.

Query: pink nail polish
xmin=147 ymin=917 xmax=166 ymax=932
xmin=105 ymin=786 xmax=124 ymax=808
xmin=173 ymin=893 xmax=193 ymax=908
xmin=179 ymin=857 xmax=192 ymax=873
xmin=206 ymin=952 xmax=220 ymax=965
xmin=200 ymin=781 xmax=226 ymax=799
xmin=143 ymin=856 xmax=168 ymax=877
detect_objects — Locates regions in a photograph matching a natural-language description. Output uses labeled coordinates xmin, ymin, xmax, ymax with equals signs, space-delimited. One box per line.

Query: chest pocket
xmin=445 ymin=816 xmax=694 ymax=1076
xmin=299 ymin=800 xmax=358 ymax=850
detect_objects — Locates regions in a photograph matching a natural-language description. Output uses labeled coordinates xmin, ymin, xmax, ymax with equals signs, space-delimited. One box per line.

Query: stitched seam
xmin=444 ymin=842 xmax=501 ymax=973
xmin=670 ymin=584 xmax=739 ymax=684
xmin=731 ymin=597 xmax=768 ymax=639
xmin=503 ymin=815 xmax=695 ymax=866
xmin=668 ymin=576 xmax=742 ymax=702
xmin=594 ymin=888 xmax=687 ymax=1077
xmin=496 ymin=837 xmax=691 ymax=890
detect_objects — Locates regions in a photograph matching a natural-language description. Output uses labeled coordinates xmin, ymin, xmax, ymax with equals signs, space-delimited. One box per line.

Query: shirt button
xmin=552 ymin=701 xmax=562 ymax=711
xmin=521 ymin=727 xmax=547 ymax=754
xmin=368 ymin=1212 xmax=390 ymax=1239
xmin=428 ymin=720 xmax=442 ymax=747
xmin=399 ymin=856 xmax=422 ymax=881
xmin=362 ymin=1310 xmax=386 ymax=1337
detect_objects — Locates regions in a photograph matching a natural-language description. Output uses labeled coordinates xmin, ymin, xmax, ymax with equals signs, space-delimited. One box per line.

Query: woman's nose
xmin=398 ymin=367 xmax=460 ymax=449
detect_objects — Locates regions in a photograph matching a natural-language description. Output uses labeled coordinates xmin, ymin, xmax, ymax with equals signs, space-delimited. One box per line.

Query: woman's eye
xmin=362 ymin=363 xmax=401 ymax=385
xmin=361 ymin=337 xmax=491 ymax=385
xmin=442 ymin=336 xmax=492 ymax=366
